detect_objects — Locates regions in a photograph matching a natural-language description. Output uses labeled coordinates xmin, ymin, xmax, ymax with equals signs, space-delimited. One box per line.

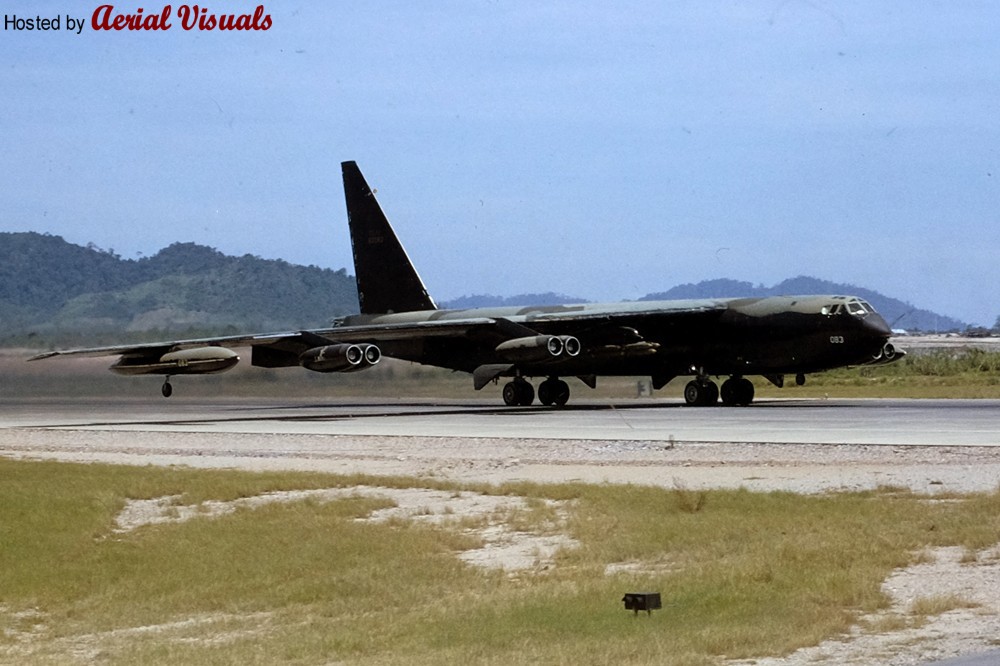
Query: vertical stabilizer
xmin=341 ymin=161 xmax=437 ymax=314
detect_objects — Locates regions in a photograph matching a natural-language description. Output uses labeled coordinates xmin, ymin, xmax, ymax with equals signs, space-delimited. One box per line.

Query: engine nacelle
xmin=299 ymin=344 xmax=381 ymax=373
xmin=494 ymin=335 xmax=580 ymax=362
xmin=867 ymin=341 xmax=905 ymax=365
xmin=560 ymin=335 xmax=581 ymax=357
xmin=110 ymin=346 xmax=240 ymax=376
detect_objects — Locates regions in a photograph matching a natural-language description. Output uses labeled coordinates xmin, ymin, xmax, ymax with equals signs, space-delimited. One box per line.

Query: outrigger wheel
xmin=161 ymin=379 xmax=173 ymax=398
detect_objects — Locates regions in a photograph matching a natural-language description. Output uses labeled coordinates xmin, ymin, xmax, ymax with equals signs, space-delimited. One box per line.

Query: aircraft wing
xmin=28 ymin=303 xmax=728 ymax=397
xmin=306 ymin=302 xmax=728 ymax=354
xmin=28 ymin=332 xmax=308 ymax=361
xmin=313 ymin=317 xmax=500 ymax=341
xmin=27 ymin=318 xmax=500 ymax=362
xmin=519 ymin=301 xmax=726 ymax=325
xmin=28 ymin=302 xmax=727 ymax=363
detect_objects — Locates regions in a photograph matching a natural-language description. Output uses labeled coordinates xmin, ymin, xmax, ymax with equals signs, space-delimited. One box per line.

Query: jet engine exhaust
xmin=299 ymin=343 xmax=381 ymax=373
xmin=560 ymin=335 xmax=581 ymax=356
xmin=495 ymin=335 xmax=581 ymax=362
xmin=867 ymin=341 xmax=904 ymax=365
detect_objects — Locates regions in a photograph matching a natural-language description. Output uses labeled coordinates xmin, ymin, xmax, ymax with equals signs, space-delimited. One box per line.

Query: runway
xmin=2 ymin=396 xmax=1000 ymax=447
xmin=2 ymin=397 xmax=1000 ymax=496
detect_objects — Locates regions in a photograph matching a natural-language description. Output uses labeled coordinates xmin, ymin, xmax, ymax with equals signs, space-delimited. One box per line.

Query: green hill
xmin=1 ymin=233 xmax=359 ymax=346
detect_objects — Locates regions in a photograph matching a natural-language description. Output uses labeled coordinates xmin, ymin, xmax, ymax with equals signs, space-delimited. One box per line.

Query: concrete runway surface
xmin=2 ymin=396 xmax=999 ymax=446
xmin=2 ymin=397 xmax=1000 ymax=495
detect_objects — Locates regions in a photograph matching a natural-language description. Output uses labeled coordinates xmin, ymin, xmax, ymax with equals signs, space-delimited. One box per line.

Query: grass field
xmin=2 ymin=458 xmax=1000 ymax=665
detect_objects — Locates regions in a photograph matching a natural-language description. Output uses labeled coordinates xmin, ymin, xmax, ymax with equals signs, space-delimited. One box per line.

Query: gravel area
xmin=729 ymin=544 xmax=1000 ymax=665
xmin=2 ymin=428 xmax=1000 ymax=494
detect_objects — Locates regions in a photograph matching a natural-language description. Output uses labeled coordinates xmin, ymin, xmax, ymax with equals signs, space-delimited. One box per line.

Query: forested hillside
xmin=1 ymin=233 xmax=359 ymax=346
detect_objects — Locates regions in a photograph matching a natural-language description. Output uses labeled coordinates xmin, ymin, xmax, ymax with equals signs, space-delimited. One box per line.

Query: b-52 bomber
xmin=30 ymin=161 xmax=904 ymax=406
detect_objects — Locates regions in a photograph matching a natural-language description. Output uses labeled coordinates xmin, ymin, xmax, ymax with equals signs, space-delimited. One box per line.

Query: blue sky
xmin=2 ymin=2 xmax=998 ymax=325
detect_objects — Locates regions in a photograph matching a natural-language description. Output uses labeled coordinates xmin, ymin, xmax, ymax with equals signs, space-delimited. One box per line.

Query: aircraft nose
xmin=864 ymin=313 xmax=892 ymax=338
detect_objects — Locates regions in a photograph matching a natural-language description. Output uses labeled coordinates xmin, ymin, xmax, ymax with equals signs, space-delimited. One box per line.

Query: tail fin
xmin=341 ymin=161 xmax=437 ymax=314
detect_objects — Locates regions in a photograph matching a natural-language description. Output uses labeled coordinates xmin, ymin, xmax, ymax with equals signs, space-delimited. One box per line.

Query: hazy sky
xmin=2 ymin=2 xmax=998 ymax=325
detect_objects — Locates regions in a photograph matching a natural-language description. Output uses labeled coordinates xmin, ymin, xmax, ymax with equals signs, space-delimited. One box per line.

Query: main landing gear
xmin=684 ymin=376 xmax=755 ymax=406
xmin=683 ymin=378 xmax=718 ymax=406
xmin=502 ymin=377 xmax=570 ymax=407
xmin=720 ymin=376 xmax=754 ymax=406
xmin=538 ymin=377 xmax=570 ymax=406
xmin=502 ymin=378 xmax=534 ymax=406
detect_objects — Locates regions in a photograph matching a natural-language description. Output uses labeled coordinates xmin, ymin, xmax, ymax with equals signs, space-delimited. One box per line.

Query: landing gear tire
xmin=161 ymin=380 xmax=173 ymax=398
xmin=721 ymin=377 xmax=754 ymax=406
xmin=502 ymin=379 xmax=535 ymax=406
xmin=538 ymin=378 xmax=570 ymax=407
xmin=683 ymin=379 xmax=718 ymax=406
xmin=502 ymin=381 xmax=517 ymax=406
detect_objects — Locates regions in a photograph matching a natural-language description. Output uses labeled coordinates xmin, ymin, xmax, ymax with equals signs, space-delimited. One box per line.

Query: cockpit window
xmin=822 ymin=300 xmax=873 ymax=316
xmin=822 ymin=303 xmax=843 ymax=315
xmin=846 ymin=299 xmax=871 ymax=316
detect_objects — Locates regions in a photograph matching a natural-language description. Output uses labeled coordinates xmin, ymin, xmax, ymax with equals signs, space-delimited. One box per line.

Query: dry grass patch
xmin=909 ymin=593 xmax=979 ymax=618
xmin=4 ymin=459 xmax=1000 ymax=665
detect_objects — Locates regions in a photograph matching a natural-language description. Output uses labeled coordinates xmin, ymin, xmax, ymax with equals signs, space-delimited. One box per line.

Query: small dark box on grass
xmin=622 ymin=592 xmax=661 ymax=615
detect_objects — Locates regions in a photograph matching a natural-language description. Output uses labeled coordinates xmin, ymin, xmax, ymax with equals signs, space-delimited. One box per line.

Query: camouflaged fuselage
xmin=338 ymin=294 xmax=893 ymax=380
